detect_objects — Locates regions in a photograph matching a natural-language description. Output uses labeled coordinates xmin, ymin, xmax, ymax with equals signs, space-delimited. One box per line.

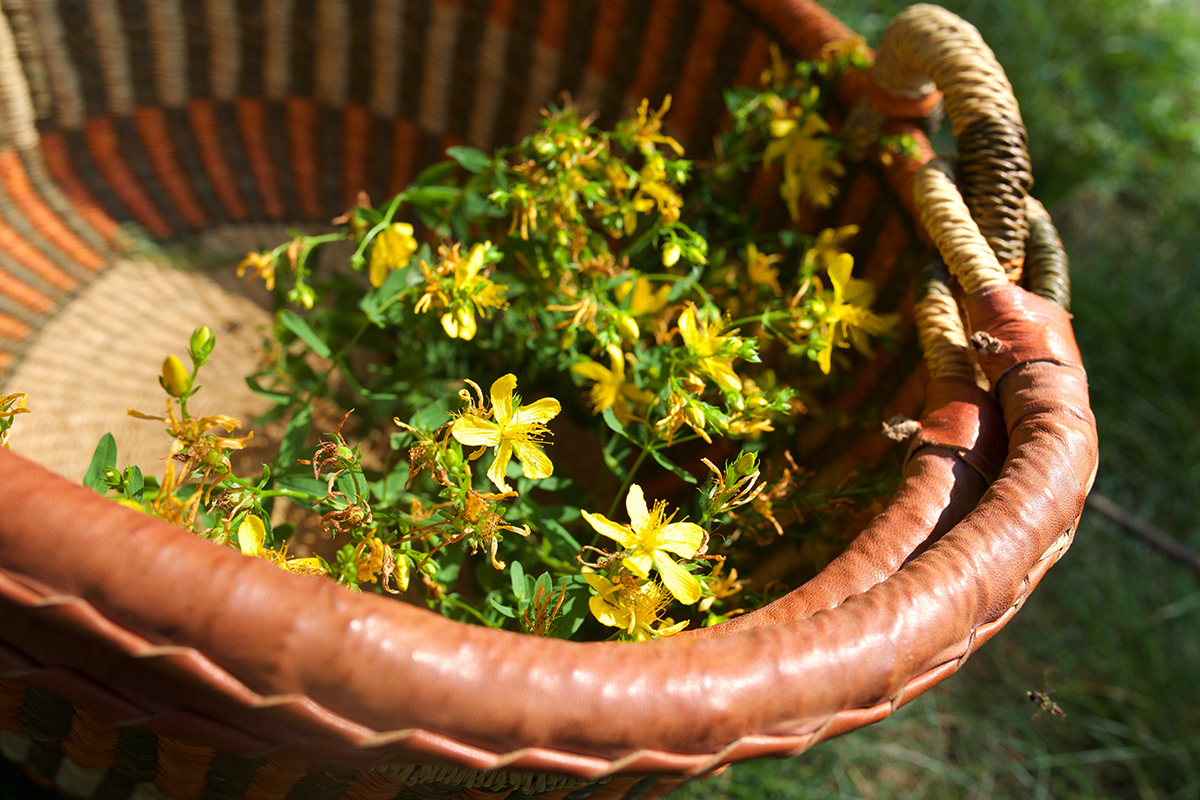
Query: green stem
xmin=440 ymin=594 xmax=501 ymax=628
xmin=297 ymin=316 xmax=374 ymax=410
xmin=616 ymin=221 xmax=662 ymax=262
xmin=605 ymin=443 xmax=653 ymax=520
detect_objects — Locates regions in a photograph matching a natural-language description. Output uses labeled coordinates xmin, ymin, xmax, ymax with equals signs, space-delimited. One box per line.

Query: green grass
xmin=677 ymin=0 xmax=1200 ymax=797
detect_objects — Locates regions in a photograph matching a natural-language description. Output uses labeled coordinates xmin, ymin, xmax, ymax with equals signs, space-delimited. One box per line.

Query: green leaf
xmin=280 ymin=310 xmax=332 ymax=358
xmin=539 ymin=516 xmax=582 ymax=559
xmin=408 ymin=394 xmax=457 ymax=433
xmin=83 ymin=433 xmax=118 ymax=493
xmin=601 ymin=406 xmax=626 ymax=436
xmin=650 ymin=448 xmax=698 ymax=484
xmin=510 ymin=560 xmax=526 ymax=603
xmin=488 ymin=594 xmax=516 ymax=619
xmin=244 ymin=376 xmax=293 ymax=404
xmin=277 ymin=406 xmax=312 ymax=467
xmin=412 ymin=159 xmax=458 ymax=187
xmin=446 ymin=145 xmax=491 ymax=173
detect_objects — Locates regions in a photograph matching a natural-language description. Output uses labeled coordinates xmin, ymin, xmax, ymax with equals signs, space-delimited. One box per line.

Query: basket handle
xmin=874 ymin=3 xmax=1032 ymax=275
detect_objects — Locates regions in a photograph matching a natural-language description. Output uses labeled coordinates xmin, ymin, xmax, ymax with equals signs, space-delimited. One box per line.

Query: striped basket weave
xmin=0 ymin=2 xmax=1096 ymax=799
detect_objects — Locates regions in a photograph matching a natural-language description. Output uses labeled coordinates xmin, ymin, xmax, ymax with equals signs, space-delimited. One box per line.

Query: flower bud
xmin=161 ymin=355 xmax=191 ymax=397
xmin=616 ymin=312 xmax=640 ymax=342
xmin=734 ymin=452 xmax=758 ymax=475
xmin=662 ymin=242 xmax=681 ymax=267
xmin=189 ymin=326 xmax=215 ymax=363
xmin=393 ymin=551 xmax=412 ymax=593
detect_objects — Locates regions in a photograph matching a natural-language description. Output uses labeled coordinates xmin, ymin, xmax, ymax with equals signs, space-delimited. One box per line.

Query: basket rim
xmin=0 ymin=279 xmax=1097 ymax=777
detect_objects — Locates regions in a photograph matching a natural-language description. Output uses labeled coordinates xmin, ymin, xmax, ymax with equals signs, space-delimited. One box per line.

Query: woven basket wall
xmin=0 ymin=2 xmax=1097 ymax=799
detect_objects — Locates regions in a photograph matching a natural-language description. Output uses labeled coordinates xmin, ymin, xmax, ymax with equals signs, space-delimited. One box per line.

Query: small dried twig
xmin=1086 ymin=493 xmax=1200 ymax=578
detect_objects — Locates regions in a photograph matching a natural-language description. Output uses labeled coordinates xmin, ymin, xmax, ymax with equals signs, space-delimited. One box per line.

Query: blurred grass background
xmin=4 ymin=0 xmax=1198 ymax=798
xmin=678 ymin=0 xmax=1200 ymax=797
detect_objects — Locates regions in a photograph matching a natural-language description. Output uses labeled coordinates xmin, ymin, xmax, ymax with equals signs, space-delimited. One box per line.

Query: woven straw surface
xmin=5 ymin=257 xmax=272 ymax=481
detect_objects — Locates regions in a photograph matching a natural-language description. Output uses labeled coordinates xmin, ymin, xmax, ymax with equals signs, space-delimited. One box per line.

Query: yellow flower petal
xmin=370 ymin=222 xmax=418 ymax=287
xmin=622 ymin=553 xmax=653 ymax=580
xmin=512 ymin=438 xmax=553 ymax=480
xmin=589 ymin=593 xmax=629 ymax=629
xmin=490 ymin=374 xmax=518 ymax=424
xmin=487 ymin=439 xmax=514 ymax=492
xmin=705 ymin=358 xmax=743 ymax=393
xmin=653 ymin=618 xmax=690 ymax=638
xmin=283 ymin=557 xmax=326 ymax=576
xmin=513 ymin=396 xmax=561 ymax=426
xmin=571 ymin=360 xmax=614 ymax=383
xmin=450 ymin=416 xmax=502 ymax=447
xmin=440 ymin=310 xmax=460 ymax=338
xmin=238 ymin=515 xmax=267 ymax=558
xmin=625 ymin=484 xmax=650 ymax=531
xmin=656 ymin=521 xmax=705 ymax=558
xmin=581 ymin=510 xmax=637 ymax=549
xmin=441 ymin=306 xmax=477 ymax=340
xmin=583 ymin=572 xmax=615 ymax=595
xmin=677 ymin=306 xmax=699 ymax=349
xmin=653 ymin=552 xmax=702 ymax=605
xmin=828 ymin=252 xmax=854 ymax=301
xmin=456 ymin=242 xmax=486 ymax=285
xmin=817 ymin=341 xmax=833 ymax=375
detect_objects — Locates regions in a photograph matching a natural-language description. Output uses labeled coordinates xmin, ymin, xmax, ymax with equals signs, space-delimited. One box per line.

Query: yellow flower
xmin=805 ymin=225 xmax=860 ymax=272
xmin=697 ymin=557 xmax=744 ymax=613
xmin=584 ymin=573 xmax=688 ymax=640
xmin=815 ymin=253 xmax=899 ymax=374
xmin=655 ymin=391 xmax=712 ymax=445
xmin=237 ymin=514 xmax=327 ymax=576
xmin=634 ymin=167 xmax=684 ymax=226
xmin=678 ymin=304 xmax=742 ymax=392
xmin=761 ymin=42 xmax=791 ymax=89
xmin=369 ymin=222 xmax=419 ymax=287
xmin=236 ymin=251 xmax=276 ymax=291
xmin=439 ymin=242 xmax=507 ymax=340
xmin=450 ymin=374 xmax=561 ymax=492
xmin=745 ymin=243 xmax=783 ymax=296
xmin=581 ymin=484 xmax=706 ymax=604
xmin=763 ymin=99 xmax=844 ymax=219
xmin=616 ymin=276 xmax=671 ymax=316
xmin=0 ymin=390 xmax=30 ymax=449
xmin=629 ymin=96 xmax=685 ymax=157
xmin=570 ymin=344 xmax=654 ymax=423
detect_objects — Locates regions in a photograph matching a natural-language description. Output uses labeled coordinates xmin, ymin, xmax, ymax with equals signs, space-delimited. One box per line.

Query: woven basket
xmin=0 ymin=2 xmax=1097 ymax=798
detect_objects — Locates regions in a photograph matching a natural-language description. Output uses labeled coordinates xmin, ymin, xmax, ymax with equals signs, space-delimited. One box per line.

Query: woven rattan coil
xmin=0 ymin=2 xmax=1096 ymax=799
xmin=874 ymin=4 xmax=1032 ymax=272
